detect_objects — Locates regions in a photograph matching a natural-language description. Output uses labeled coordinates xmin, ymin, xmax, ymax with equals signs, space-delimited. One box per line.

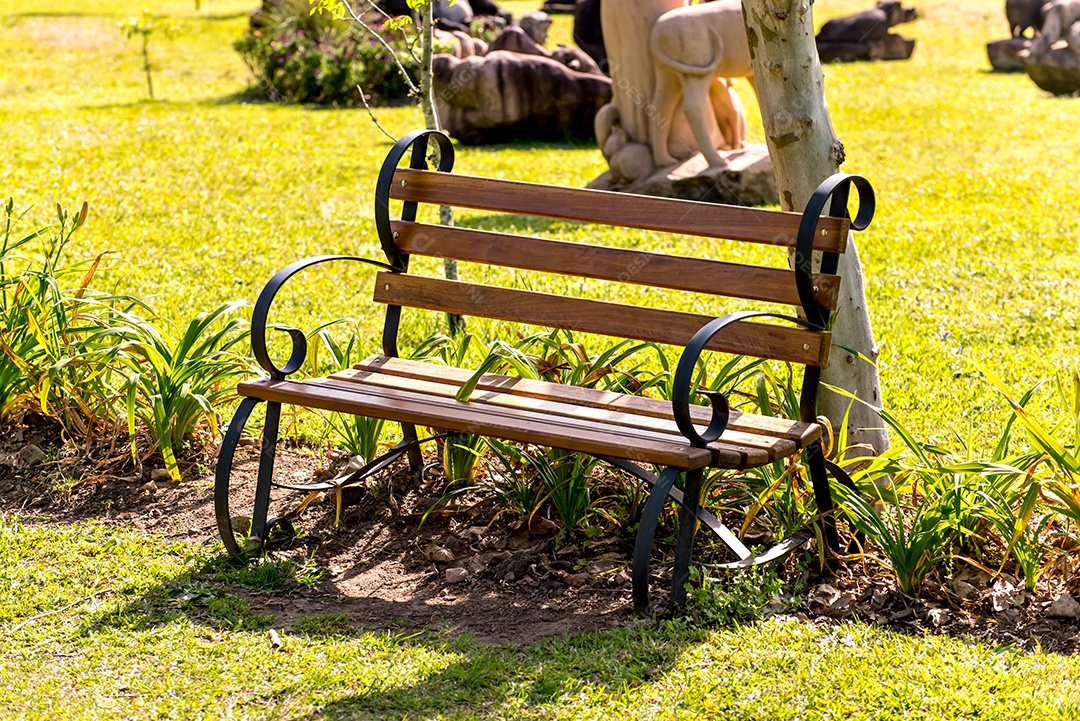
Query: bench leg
xmin=214 ymin=397 xmax=282 ymax=556
xmin=399 ymin=422 xmax=425 ymax=476
xmin=670 ymin=468 xmax=704 ymax=608
xmin=806 ymin=439 xmax=840 ymax=552
xmin=215 ymin=397 xmax=261 ymax=556
xmin=632 ymin=466 xmax=682 ymax=617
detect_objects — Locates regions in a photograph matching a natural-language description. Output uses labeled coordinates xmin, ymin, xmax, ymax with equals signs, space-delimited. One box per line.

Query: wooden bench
xmin=215 ymin=129 xmax=875 ymax=615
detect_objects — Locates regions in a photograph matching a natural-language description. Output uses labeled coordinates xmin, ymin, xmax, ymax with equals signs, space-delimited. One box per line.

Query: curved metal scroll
xmin=374 ymin=129 xmax=455 ymax=270
xmin=671 ymin=311 xmax=822 ymax=448
xmin=215 ymin=396 xmax=262 ymax=556
xmin=250 ymin=255 xmax=395 ymax=380
xmin=793 ymin=173 xmax=876 ymax=329
xmin=632 ymin=466 xmax=682 ymax=616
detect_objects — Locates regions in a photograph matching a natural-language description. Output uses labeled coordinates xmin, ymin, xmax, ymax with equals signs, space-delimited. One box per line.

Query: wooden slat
xmin=329 ymin=368 xmax=797 ymax=464
xmin=238 ymin=378 xmax=712 ymax=469
xmin=390 ymin=168 xmax=849 ymax=252
xmin=353 ymin=355 xmax=822 ymax=449
xmin=313 ymin=374 xmax=771 ymax=467
xmin=372 ymin=272 xmax=831 ymax=367
xmin=392 ymin=221 xmax=841 ymax=310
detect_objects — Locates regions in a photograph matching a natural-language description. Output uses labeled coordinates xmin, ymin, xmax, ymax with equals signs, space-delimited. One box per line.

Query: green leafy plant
xmin=97 ymin=303 xmax=251 ymax=480
xmin=0 ymin=200 xmax=128 ymax=432
xmin=234 ymin=1 xmax=420 ymax=105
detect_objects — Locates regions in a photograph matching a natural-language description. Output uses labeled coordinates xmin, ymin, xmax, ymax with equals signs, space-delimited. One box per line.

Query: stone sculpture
xmin=989 ymin=0 xmax=1080 ymax=92
xmin=1029 ymin=0 xmax=1080 ymax=53
xmin=589 ymin=0 xmax=775 ymax=206
xmin=815 ymin=1 xmax=919 ymax=63
xmin=573 ymin=0 xmax=606 ymax=71
xmin=648 ymin=0 xmax=754 ymax=168
xmin=1007 ymin=0 xmax=1047 ymax=37
xmin=519 ymin=11 xmax=553 ymax=45
xmin=432 ymin=26 xmax=611 ymax=144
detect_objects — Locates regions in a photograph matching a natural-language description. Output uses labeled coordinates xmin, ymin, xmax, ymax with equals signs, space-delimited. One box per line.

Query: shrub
xmin=234 ymin=0 xmax=419 ymax=105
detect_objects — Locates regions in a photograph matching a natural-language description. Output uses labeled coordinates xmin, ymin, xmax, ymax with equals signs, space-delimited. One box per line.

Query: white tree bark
xmin=741 ymin=0 xmax=889 ymax=458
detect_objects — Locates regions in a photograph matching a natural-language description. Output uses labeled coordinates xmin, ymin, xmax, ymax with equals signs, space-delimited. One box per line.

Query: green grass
xmin=4 ymin=1 xmax=1080 ymax=716
xmin=3 ymin=517 xmax=1080 ymax=719
xmin=2 ymin=0 xmax=1077 ymax=449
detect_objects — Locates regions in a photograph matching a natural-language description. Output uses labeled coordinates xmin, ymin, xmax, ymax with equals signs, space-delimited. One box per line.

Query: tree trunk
xmin=420 ymin=3 xmax=463 ymax=331
xmin=741 ymin=0 xmax=889 ymax=458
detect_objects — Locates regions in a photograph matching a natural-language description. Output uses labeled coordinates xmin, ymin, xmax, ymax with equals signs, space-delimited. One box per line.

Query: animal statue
xmin=816 ymin=1 xmax=919 ymax=43
xmin=1006 ymin=0 xmax=1047 ymax=37
xmin=1031 ymin=0 xmax=1080 ymax=53
xmin=648 ymin=0 xmax=754 ymax=168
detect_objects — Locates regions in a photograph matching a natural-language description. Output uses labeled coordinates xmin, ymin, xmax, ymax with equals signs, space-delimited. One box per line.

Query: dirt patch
xmin=3 ymin=426 xmax=1079 ymax=651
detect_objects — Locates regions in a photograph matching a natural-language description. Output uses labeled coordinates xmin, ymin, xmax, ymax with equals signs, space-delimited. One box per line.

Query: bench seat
xmin=238 ymin=355 xmax=821 ymax=472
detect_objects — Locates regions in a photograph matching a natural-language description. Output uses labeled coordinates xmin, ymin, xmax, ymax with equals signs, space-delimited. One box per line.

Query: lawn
xmin=2 ymin=0 xmax=1080 ymax=718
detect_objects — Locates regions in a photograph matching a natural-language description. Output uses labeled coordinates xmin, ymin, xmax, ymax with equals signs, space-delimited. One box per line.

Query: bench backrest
xmin=373 ymin=130 xmax=868 ymax=371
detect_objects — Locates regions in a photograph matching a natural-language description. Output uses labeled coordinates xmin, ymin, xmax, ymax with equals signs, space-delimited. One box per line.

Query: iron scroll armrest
xmin=251 ymin=255 xmax=396 ymax=380
xmin=793 ymin=173 xmax=876 ymax=329
xmin=671 ymin=311 xmax=823 ymax=448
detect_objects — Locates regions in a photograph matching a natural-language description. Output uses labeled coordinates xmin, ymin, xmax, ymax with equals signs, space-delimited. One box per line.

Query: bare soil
xmin=2 ymin=421 xmax=1079 ymax=651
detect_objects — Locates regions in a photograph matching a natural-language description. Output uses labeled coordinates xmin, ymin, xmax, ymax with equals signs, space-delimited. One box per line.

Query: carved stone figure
xmin=648 ymin=0 xmax=754 ymax=168
xmin=815 ymin=1 xmax=919 ymax=63
xmin=1006 ymin=0 xmax=1047 ymax=37
xmin=520 ymin=11 xmax=554 ymax=45
xmin=1030 ymin=0 xmax=1080 ymax=54
xmin=432 ymin=27 xmax=612 ymax=144
xmin=573 ymin=0 xmax=606 ymax=70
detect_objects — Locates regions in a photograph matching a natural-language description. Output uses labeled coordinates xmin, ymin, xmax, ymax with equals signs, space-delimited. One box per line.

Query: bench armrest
xmin=672 ymin=311 xmax=821 ymax=448
xmin=251 ymin=255 xmax=397 ymax=380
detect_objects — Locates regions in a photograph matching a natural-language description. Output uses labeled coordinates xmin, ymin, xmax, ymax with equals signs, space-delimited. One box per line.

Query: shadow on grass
xmin=76 ymin=547 xmax=694 ymax=719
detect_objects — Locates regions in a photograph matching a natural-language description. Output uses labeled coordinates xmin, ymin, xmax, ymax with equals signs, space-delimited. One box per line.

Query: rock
xmin=927 ymin=608 xmax=950 ymax=627
xmin=141 ymin=481 xmax=157 ymax=495
xmin=424 ymin=543 xmax=456 ymax=563
xmin=1022 ymin=47 xmax=1080 ymax=94
xmin=987 ymin=37 xmax=1033 ymax=72
xmin=445 ymin=567 xmax=470 ymax=584
xmin=1047 ymin=592 xmax=1080 ymax=619
xmin=990 ymin=579 xmax=1025 ymax=613
xmin=519 ymin=11 xmax=553 ymax=45
xmin=950 ymin=579 xmax=980 ymax=601
xmin=433 ymin=50 xmax=612 ymax=145
xmin=0 ymin=482 xmax=15 ymax=494
xmin=150 ymin=468 xmax=172 ymax=482
xmin=18 ymin=444 xmax=44 ymax=467
xmin=551 ymin=44 xmax=602 ymax=75
xmin=1007 ymin=0 xmax=1047 ymax=38
xmin=817 ymin=34 xmax=916 ymax=63
xmin=237 ymin=436 xmax=260 ymax=447
xmin=590 ymin=145 xmax=778 ymax=207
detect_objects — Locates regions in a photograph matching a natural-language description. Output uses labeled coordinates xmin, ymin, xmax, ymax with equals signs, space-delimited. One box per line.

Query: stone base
xmin=987 ymin=37 xmax=1031 ymax=72
xmin=818 ymin=34 xmax=915 ymax=63
xmin=1023 ymin=48 xmax=1080 ymax=95
xmin=588 ymin=145 xmax=777 ymax=207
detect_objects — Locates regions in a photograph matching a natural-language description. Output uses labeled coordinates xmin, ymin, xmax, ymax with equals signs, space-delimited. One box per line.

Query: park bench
xmin=215 ymin=129 xmax=875 ymax=615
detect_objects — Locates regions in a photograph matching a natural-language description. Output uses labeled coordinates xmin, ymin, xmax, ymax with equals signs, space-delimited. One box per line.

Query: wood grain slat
xmin=330 ymin=367 xmax=796 ymax=462
xmin=389 ymin=168 xmax=849 ymax=252
xmin=238 ymin=378 xmax=713 ymax=469
xmin=372 ymin=272 xmax=831 ymax=367
xmin=391 ymin=221 xmax=841 ymax=310
xmin=311 ymin=375 xmax=769 ymax=467
xmin=354 ymin=355 xmax=821 ymax=449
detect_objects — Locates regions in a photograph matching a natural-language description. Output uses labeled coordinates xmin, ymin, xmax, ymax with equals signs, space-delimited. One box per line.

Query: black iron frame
xmin=213 ymin=129 xmax=876 ymax=616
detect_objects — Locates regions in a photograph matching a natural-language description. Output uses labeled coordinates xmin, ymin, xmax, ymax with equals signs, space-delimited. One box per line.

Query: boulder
xmin=1022 ymin=46 xmax=1080 ymax=94
xmin=433 ymin=50 xmax=612 ymax=144
xmin=816 ymin=1 xmax=918 ymax=63
xmin=987 ymin=37 xmax=1033 ymax=71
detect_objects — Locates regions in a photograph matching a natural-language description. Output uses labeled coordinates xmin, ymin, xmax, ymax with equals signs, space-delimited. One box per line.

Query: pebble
xmin=446 ymin=567 xmax=470 ymax=584
xmin=19 ymin=444 xmax=44 ymax=466
xmin=1047 ymin=592 xmax=1080 ymax=620
xmin=141 ymin=481 xmax=157 ymax=495
xmin=150 ymin=468 xmax=171 ymax=482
